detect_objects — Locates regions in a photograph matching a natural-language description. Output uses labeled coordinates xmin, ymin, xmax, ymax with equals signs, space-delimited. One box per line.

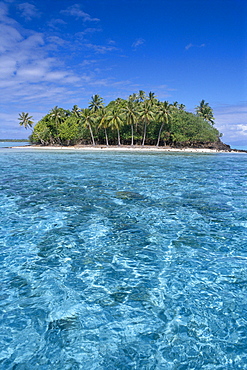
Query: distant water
xmin=232 ymin=145 xmax=247 ymax=151
xmin=0 ymin=148 xmax=247 ymax=369
xmin=0 ymin=141 xmax=30 ymax=148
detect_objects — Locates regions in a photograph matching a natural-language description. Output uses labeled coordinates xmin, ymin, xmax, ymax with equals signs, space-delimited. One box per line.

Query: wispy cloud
xmin=185 ymin=43 xmax=206 ymax=50
xmin=61 ymin=4 xmax=99 ymax=22
xmin=0 ymin=11 xmax=80 ymax=106
xmin=75 ymin=28 xmax=102 ymax=39
xmin=47 ymin=18 xmax=67 ymax=30
xmin=107 ymin=39 xmax=116 ymax=45
xmin=132 ymin=38 xmax=145 ymax=49
xmin=18 ymin=3 xmax=40 ymax=20
xmin=85 ymin=43 xmax=119 ymax=54
xmin=0 ymin=111 xmax=48 ymax=139
xmin=214 ymin=104 xmax=247 ymax=142
xmin=83 ymin=27 xmax=101 ymax=34
xmin=0 ymin=23 xmax=22 ymax=52
xmin=80 ymin=59 xmax=98 ymax=67
xmin=0 ymin=6 xmax=123 ymax=118
xmin=0 ymin=2 xmax=121 ymax=108
xmin=46 ymin=35 xmax=67 ymax=49
xmin=0 ymin=2 xmax=17 ymax=25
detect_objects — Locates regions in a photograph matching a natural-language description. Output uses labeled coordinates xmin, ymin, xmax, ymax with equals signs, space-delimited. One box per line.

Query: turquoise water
xmin=233 ymin=146 xmax=247 ymax=151
xmin=0 ymin=148 xmax=247 ymax=369
xmin=0 ymin=142 xmax=30 ymax=148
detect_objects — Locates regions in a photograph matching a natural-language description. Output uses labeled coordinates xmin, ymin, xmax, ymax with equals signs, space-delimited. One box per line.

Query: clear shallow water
xmin=0 ymin=148 xmax=247 ymax=369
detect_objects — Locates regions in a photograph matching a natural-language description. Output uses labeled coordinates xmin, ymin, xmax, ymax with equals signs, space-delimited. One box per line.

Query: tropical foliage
xmin=195 ymin=100 xmax=215 ymax=125
xmin=18 ymin=112 xmax=34 ymax=130
xmin=23 ymin=93 xmax=221 ymax=147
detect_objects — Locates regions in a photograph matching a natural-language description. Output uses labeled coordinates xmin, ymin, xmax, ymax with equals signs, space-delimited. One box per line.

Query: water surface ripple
xmin=0 ymin=149 xmax=247 ymax=369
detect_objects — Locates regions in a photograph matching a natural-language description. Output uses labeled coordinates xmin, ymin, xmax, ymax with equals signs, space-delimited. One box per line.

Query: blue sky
xmin=0 ymin=0 xmax=246 ymax=146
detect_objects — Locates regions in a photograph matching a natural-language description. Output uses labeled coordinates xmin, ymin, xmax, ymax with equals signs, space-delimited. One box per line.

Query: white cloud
xmin=0 ymin=23 xmax=22 ymax=52
xmin=46 ymin=35 xmax=67 ymax=48
xmin=0 ymin=3 xmax=123 ymax=138
xmin=18 ymin=3 xmax=40 ymax=20
xmin=61 ymin=4 xmax=99 ymax=22
xmin=17 ymin=65 xmax=46 ymax=79
xmin=80 ymin=59 xmax=98 ymax=66
xmin=214 ymin=104 xmax=247 ymax=143
xmin=0 ymin=2 xmax=121 ymax=109
xmin=185 ymin=43 xmax=193 ymax=50
xmin=0 ymin=112 xmax=19 ymax=125
xmin=75 ymin=28 xmax=102 ymax=40
xmin=0 ymin=2 xmax=7 ymax=16
xmin=132 ymin=38 xmax=145 ymax=49
xmin=0 ymin=111 xmax=46 ymax=139
xmin=107 ymin=39 xmax=116 ymax=45
xmin=0 ymin=2 xmax=16 ymax=25
xmin=0 ymin=8 xmax=82 ymax=106
xmin=0 ymin=3 xmax=167 ymax=139
xmin=85 ymin=43 xmax=118 ymax=54
xmin=185 ymin=43 xmax=206 ymax=50
xmin=47 ymin=18 xmax=67 ymax=30
xmin=82 ymin=27 xmax=102 ymax=35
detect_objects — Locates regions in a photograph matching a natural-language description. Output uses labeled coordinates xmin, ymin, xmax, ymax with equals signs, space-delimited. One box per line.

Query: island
xmin=18 ymin=92 xmax=243 ymax=152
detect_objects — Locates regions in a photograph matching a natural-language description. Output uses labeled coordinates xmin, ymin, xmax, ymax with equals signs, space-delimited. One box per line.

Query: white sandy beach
xmin=10 ymin=145 xmax=234 ymax=153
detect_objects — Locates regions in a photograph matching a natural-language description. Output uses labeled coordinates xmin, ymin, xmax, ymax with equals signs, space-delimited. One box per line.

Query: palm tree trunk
xmin=105 ymin=128 xmax=109 ymax=146
xmin=117 ymin=129 xmax=121 ymax=146
xmin=131 ymin=125 xmax=134 ymax=146
xmin=29 ymin=127 xmax=45 ymax=145
xmin=35 ymin=132 xmax=45 ymax=145
xmin=156 ymin=122 xmax=164 ymax=146
xmin=88 ymin=124 xmax=95 ymax=145
xmin=55 ymin=119 xmax=61 ymax=144
xmin=142 ymin=122 xmax=147 ymax=146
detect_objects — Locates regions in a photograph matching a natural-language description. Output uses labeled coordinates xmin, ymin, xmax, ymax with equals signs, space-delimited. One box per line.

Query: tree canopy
xmin=24 ymin=93 xmax=221 ymax=147
xmin=18 ymin=112 xmax=34 ymax=130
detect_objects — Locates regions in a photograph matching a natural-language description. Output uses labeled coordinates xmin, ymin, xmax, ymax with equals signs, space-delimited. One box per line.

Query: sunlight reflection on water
xmin=0 ymin=149 xmax=247 ymax=369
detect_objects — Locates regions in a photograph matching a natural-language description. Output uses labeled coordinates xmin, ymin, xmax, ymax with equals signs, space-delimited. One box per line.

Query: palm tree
xmin=49 ymin=106 xmax=64 ymax=143
xmin=50 ymin=106 xmax=62 ymax=123
xmin=128 ymin=93 xmax=138 ymax=102
xmin=89 ymin=94 xmax=104 ymax=112
xmin=19 ymin=112 xmax=47 ymax=145
xmin=71 ymin=105 xmax=81 ymax=117
xmin=107 ymin=108 xmax=124 ymax=146
xmin=138 ymin=90 xmax=146 ymax=102
xmin=71 ymin=105 xmax=81 ymax=125
xmin=115 ymin=98 xmax=124 ymax=107
xmin=156 ymin=101 xmax=172 ymax=146
xmin=178 ymin=104 xmax=186 ymax=110
xmin=122 ymin=100 xmax=139 ymax=146
xmin=202 ymin=106 xmax=215 ymax=125
xmin=80 ymin=108 xmax=96 ymax=145
xmin=18 ymin=112 xmax=34 ymax=130
xmin=147 ymin=91 xmax=157 ymax=105
xmin=195 ymin=100 xmax=215 ymax=125
xmin=97 ymin=108 xmax=110 ymax=146
xmin=139 ymin=101 xmax=155 ymax=146
xmin=196 ymin=99 xmax=208 ymax=114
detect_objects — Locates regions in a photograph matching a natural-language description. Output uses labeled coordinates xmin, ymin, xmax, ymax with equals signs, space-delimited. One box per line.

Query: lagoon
xmin=0 ymin=148 xmax=247 ymax=369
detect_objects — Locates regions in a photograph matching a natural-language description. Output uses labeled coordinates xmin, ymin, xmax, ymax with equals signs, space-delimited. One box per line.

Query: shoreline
xmin=6 ymin=144 xmax=246 ymax=153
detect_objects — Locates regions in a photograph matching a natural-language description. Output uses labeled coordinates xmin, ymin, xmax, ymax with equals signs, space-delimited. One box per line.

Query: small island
xmin=18 ymin=92 xmax=241 ymax=152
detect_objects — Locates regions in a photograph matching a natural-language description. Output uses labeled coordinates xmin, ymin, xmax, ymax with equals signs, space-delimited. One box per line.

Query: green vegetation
xmin=18 ymin=112 xmax=34 ymax=130
xmin=20 ymin=93 xmax=221 ymax=147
